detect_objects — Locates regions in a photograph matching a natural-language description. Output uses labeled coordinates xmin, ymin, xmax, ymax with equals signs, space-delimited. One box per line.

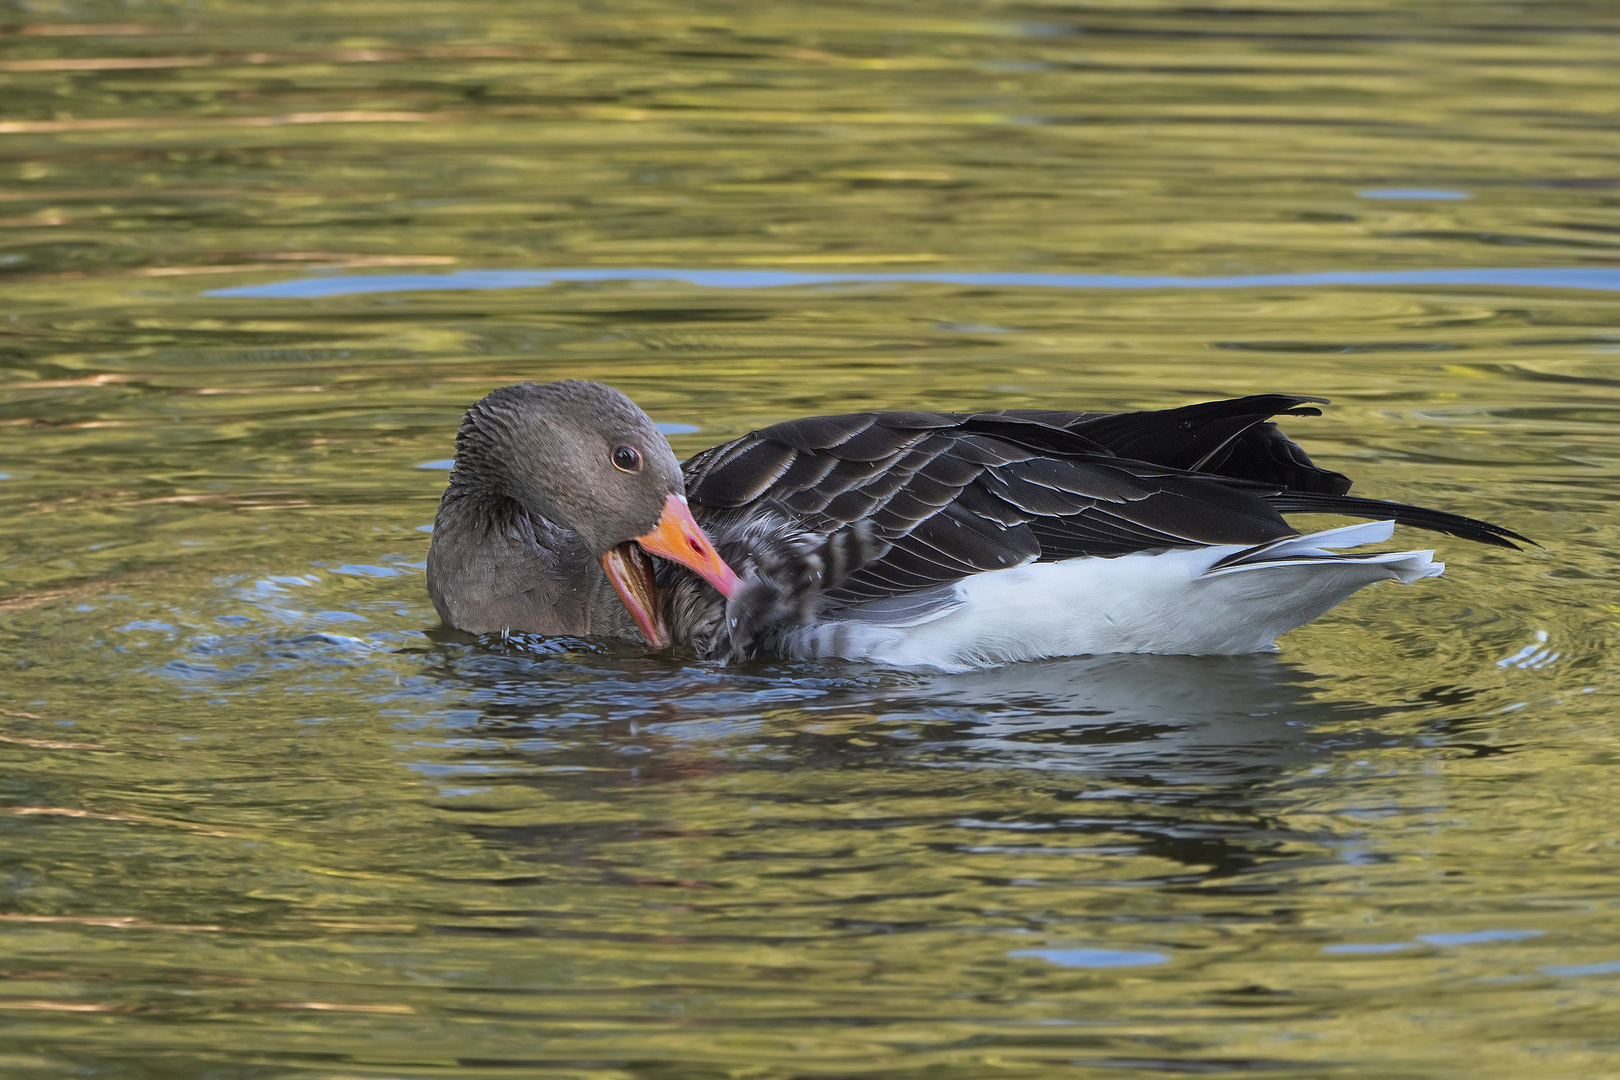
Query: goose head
xmin=451 ymin=380 xmax=740 ymax=646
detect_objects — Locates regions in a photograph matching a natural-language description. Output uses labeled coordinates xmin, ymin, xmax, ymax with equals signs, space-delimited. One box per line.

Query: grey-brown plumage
xmin=682 ymin=395 xmax=1525 ymax=613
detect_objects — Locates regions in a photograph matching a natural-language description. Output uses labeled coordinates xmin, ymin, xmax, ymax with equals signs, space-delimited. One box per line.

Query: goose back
xmin=682 ymin=395 xmax=1524 ymax=608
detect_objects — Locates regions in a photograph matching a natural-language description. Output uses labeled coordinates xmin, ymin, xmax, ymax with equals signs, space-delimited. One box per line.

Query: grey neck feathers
xmin=451 ymin=395 xmax=532 ymax=499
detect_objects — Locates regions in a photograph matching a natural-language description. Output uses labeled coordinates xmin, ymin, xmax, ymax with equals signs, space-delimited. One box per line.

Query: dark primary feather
xmin=682 ymin=396 xmax=1528 ymax=609
xmin=993 ymin=394 xmax=1352 ymax=493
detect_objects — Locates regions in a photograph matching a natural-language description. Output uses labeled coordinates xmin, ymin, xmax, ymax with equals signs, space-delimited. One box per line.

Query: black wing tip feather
xmin=1208 ymin=392 xmax=1328 ymax=415
xmin=1265 ymin=492 xmax=1533 ymax=551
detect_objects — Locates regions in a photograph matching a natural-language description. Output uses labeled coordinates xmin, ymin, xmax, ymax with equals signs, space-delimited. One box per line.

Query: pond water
xmin=2 ymin=1 xmax=1619 ymax=1076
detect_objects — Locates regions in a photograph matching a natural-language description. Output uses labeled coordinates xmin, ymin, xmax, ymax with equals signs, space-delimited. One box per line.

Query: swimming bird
xmin=425 ymin=381 xmax=1526 ymax=670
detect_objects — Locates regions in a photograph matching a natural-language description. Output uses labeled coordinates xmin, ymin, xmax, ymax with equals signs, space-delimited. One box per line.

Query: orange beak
xmin=634 ymin=494 xmax=742 ymax=598
xmin=597 ymin=494 xmax=742 ymax=650
xmin=600 ymin=541 xmax=670 ymax=649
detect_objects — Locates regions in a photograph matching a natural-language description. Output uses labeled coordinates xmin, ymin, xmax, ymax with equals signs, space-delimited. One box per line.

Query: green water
xmin=2 ymin=2 xmax=1619 ymax=1076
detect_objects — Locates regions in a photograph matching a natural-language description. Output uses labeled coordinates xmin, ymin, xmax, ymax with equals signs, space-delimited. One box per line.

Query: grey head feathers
xmin=450 ymin=380 xmax=685 ymax=556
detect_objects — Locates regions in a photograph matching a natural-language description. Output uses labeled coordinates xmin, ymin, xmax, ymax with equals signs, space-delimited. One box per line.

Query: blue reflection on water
xmin=1358 ymin=189 xmax=1472 ymax=200
xmin=1418 ymin=929 xmax=1542 ymax=946
xmin=1325 ymin=929 xmax=1542 ymax=954
xmin=1008 ymin=947 xmax=1169 ymax=968
xmin=206 ymin=266 xmax=1620 ymax=300
xmin=1543 ymin=961 xmax=1620 ymax=978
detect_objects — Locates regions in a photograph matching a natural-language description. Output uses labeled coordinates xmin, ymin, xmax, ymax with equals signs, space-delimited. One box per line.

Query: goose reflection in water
xmin=420 ymin=645 xmax=1398 ymax=884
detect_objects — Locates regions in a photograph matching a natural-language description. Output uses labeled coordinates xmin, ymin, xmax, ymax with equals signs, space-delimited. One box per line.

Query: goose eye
xmin=611 ymin=445 xmax=642 ymax=473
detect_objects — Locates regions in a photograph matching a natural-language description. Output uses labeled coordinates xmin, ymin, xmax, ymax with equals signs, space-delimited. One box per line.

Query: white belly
xmin=783 ymin=521 xmax=1441 ymax=671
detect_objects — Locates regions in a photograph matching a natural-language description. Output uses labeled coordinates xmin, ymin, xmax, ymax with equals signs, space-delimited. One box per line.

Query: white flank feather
xmin=784 ymin=521 xmax=1442 ymax=671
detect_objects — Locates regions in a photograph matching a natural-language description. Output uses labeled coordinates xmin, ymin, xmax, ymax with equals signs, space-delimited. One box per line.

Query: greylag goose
xmin=425 ymin=381 xmax=1526 ymax=669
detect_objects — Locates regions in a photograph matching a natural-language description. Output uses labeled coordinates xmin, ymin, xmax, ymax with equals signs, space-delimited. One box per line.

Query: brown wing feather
xmin=680 ymin=400 xmax=1526 ymax=610
xmin=998 ymin=394 xmax=1352 ymax=494
xmin=684 ymin=411 xmax=1293 ymax=603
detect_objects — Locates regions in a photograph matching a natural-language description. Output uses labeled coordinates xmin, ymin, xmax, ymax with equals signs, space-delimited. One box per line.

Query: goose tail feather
xmin=1263 ymin=492 xmax=1531 ymax=549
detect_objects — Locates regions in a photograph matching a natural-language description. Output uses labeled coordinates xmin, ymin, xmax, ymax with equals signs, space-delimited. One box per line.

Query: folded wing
xmin=681 ymin=397 xmax=1526 ymax=606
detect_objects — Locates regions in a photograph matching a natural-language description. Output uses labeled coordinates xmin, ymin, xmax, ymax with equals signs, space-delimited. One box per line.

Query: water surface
xmin=2 ymin=2 xmax=1619 ymax=1077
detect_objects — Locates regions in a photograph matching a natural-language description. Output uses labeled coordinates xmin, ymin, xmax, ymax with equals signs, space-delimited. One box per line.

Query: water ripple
xmin=208 ymin=266 xmax=1620 ymax=299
